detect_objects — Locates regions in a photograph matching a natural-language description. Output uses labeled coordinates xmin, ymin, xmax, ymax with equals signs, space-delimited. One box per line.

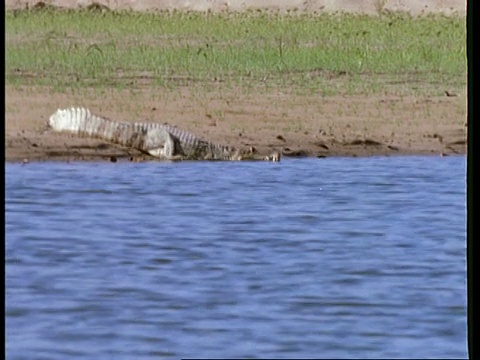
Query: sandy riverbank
xmin=5 ymin=85 xmax=466 ymax=162
xmin=5 ymin=0 xmax=467 ymax=162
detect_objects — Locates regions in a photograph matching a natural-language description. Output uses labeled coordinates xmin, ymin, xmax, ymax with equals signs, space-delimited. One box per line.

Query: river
xmin=5 ymin=156 xmax=467 ymax=359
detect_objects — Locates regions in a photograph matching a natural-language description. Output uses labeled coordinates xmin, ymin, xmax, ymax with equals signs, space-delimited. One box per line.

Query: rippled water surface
xmin=6 ymin=156 xmax=467 ymax=359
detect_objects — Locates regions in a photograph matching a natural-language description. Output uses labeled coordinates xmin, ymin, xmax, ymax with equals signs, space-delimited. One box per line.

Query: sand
xmin=5 ymin=0 xmax=467 ymax=162
xmin=4 ymin=0 xmax=466 ymax=15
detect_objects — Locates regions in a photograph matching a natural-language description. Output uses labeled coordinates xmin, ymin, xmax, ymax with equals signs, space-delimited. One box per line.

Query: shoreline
xmin=5 ymin=2 xmax=467 ymax=162
xmin=5 ymin=86 xmax=467 ymax=163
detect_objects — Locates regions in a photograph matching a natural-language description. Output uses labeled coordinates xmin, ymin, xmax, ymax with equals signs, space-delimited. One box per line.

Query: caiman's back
xmin=48 ymin=107 xmax=240 ymax=160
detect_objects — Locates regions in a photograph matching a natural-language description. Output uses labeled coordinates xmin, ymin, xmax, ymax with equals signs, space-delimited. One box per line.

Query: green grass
xmin=5 ymin=7 xmax=466 ymax=95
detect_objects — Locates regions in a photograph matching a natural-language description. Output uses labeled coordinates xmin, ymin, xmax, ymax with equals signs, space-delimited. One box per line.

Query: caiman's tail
xmin=48 ymin=107 xmax=151 ymax=151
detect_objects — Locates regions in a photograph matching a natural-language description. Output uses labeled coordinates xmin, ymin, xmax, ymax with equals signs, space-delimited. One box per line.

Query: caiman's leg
xmin=265 ymin=151 xmax=281 ymax=162
xmin=147 ymin=148 xmax=166 ymax=158
xmin=144 ymin=128 xmax=175 ymax=158
xmin=230 ymin=147 xmax=281 ymax=162
xmin=145 ymin=128 xmax=183 ymax=160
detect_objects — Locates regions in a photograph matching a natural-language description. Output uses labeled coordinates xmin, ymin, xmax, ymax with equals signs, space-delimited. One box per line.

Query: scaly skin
xmin=48 ymin=107 xmax=280 ymax=161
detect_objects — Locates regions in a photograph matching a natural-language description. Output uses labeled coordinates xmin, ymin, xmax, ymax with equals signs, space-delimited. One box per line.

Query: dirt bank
xmin=5 ymin=85 xmax=466 ymax=162
xmin=5 ymin=0 xmax=467 ymax=162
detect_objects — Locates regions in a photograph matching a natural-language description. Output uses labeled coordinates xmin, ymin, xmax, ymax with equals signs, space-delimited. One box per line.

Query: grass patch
xmin=5 ymin=8 xmax=466 ymax=95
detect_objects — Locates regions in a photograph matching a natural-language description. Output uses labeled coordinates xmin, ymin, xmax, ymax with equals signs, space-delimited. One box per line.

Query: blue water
xmin=5 ymin=156 xmax=467 ymax=359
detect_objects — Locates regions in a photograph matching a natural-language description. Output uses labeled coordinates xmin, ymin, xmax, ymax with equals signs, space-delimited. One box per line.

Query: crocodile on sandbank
xmin=48 ymin=107 xmax=280 ymax=162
